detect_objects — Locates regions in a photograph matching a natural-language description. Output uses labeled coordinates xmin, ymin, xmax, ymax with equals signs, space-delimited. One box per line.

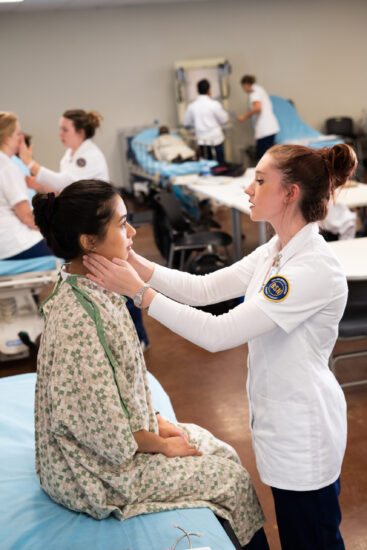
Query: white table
xmin=172 ymin=169 xmax=266 ymax=261
xmin=173 ymin=173 xmax=367 ymax=262
xmin=336 ymin=183 xmax=367 ymax=209
xmin=328 ymin=237 xmax=367 ymax=280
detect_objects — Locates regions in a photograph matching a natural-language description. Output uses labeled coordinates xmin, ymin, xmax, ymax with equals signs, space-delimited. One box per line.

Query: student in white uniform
xmin=237 ymin=75 xmax=280 ymax=161
xmin=19 ymin=109 xmax=109 ymax=193
xmin=83 ymin=143 xmax=357 ymax=550
xmin=183 ymin=79 xmax=229 ymax=164
xmin=0 ymin=112 xmax=51 ymax=260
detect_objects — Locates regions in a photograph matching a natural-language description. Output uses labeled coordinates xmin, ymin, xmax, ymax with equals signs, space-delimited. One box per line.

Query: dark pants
xmin=200 ymin=143 xmax=225 ymax=164
xmin=4 ymin=239 xmax=53 ymax=260
xmin=256 ymin=134 xmax=276 ymax=161
xmin=271 ymin=478 xmax=345 ymax=550
xmin=216 ymin=517 xmax=269 ymax=550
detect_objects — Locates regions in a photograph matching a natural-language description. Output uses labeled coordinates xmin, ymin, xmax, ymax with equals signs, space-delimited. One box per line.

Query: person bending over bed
xmin=150 ymin=125 xmax=197 ymax=163
xmin=0 ymin=112 xmax=52 ymax=260
xmin=32 ymin=180 xmax=268 ymax=550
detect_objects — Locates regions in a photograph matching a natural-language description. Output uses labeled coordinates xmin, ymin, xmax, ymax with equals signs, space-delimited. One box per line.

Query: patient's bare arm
xmin=13 ymin=200 xmax=38 ymax=230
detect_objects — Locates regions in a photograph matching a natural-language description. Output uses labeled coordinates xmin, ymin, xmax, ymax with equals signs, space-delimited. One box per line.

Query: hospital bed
xmin=119 ymin=125 xmax=217 ymax=195
xmin=270 ymin=95 xmax=343 ymax=148
xmin=0 ymin=256 xmax=60 ymax=361
xmin=0 ymin=371 xmax=236 ymax=550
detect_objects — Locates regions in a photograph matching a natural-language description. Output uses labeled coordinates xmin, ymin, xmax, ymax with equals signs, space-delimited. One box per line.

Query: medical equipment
xmin=0 ymin=372 xmax=236 ymax=550
xmin=174 ymin=57 xmax=231 ymax=125
xmin=174 ymin=57 xmax=233 ymax=161
xmin=0 ymin=256 xmax=60 ymax=361
xmin=119 ymin=125 xmax=217 ymax=195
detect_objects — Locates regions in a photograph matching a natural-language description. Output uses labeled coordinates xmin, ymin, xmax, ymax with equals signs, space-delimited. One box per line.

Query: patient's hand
xmin=162 ymin=436 xmax=202 ymax=458
xmin=156 ymin=414 xmax=190 ymax=443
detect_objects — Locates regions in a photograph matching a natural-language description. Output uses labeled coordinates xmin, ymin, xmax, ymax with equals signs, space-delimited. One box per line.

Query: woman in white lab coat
xmin=0 ymin=111 xmax=51 ymax=260
xmin=19 ymin=109 xmax=109 ymax=193
xmin=83 ymin=143 xmax=357 ymax=550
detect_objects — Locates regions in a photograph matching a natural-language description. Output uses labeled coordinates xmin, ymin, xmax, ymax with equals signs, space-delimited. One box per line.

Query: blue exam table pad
xmin=131 ymin=128 xmax=217 ymax=177
xmin=0 ymin=256 xmax=58 ymax=276
xmin=0 ymin=373 xmax=235 ymax=550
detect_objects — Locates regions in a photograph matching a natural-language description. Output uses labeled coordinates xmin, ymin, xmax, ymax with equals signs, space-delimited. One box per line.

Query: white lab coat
xmin=148 ymin=223 xmax=348 ymax=491
xmin=37 ymin=139 xmax=109 ymax=192
xmin=0 ymin=151 xmax=42 ymax=259
xmin=183 ymin=95 xmax=229 ymax=146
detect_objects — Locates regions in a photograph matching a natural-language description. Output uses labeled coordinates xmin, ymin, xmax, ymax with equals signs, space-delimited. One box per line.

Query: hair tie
xmin=45 ymin=192 xmax=56 ymax=223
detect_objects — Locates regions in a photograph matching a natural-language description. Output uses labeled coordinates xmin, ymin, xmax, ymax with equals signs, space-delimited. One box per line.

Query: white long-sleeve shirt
xmin=183 ymin=95 xmax=229 ymax=146
xmin=148 ymin=223 xmax=348 ymax=492
xmin=37 ymin=139 xmax=109 ymax=192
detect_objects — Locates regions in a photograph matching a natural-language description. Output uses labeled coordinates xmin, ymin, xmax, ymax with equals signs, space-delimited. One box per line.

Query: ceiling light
xmin=0 ymin=0 xmax=25 ymax=3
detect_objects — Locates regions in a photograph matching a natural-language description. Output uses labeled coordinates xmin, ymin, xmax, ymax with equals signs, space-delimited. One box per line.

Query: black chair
xmin=329 ymin=279 xmax=367 ymax=388
xmin=325 ymin=117 xmax=363 ymax=162
xmin=153 ymin=191 xmax=232 ymax=270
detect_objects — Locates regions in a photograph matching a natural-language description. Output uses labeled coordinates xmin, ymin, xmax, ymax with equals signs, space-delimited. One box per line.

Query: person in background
xmin=32 ymin=180 xmax=268 ymax=550
xmin=83 ymin=144 xmax=357 ymax=550
xmin=19 ymin=109 xmax=109 ymax=193
xmin=150 ymin=126 xmax=196 ymax=163
xmin=183 ymin=79 xmax=229 ymax=164
xmin=237 ymin=75 xmax=280 ymax=161
xmin=0 ymin=112 xmax=51 ymax=260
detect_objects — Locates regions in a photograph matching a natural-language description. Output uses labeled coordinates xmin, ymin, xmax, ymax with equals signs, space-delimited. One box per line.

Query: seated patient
xmin=32 ymin=181 xmax=266 ymax=550
xmin=151 ymin=126 xmax=196 ymax=163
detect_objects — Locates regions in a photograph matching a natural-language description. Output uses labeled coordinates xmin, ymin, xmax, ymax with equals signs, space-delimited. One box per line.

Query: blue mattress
xmin=0 ymin=373 xmax=235 ymax=550
xmin=131 ymin=128 xmax=217 ymax=177
xmin=270 ymin=95 xmax=343 ymax=149
xmin=0 ymin=256 xmax=58 ymax=276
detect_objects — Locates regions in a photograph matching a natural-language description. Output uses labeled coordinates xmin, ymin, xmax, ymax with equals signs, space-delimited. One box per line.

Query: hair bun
xmin=87 ymin=110 xmax=103 ymax=129
xmin=321 ymin=144 xmax=357 ymax=190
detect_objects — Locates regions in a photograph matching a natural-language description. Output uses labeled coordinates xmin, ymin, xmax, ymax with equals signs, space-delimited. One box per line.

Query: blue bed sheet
xmin=0 ymin=373 xmax=235 ymax=550
xmin=131 ymin=128 xmax=217 ymax=177
xmin=0 ymin=256 xmax=58 ymax=276
xmin=270 ymin=95 xmax=343 ymax=149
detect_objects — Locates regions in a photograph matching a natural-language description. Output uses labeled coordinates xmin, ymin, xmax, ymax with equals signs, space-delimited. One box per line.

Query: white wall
xmin=1 ymin=0 xmax=366 ymax=185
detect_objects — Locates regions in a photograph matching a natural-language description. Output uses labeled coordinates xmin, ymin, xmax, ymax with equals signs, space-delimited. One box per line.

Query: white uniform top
xmin=37 ymin=139 xmax=109 ymax=192
xmin=320 ymin=203 xmax=357 ymax=240
xmin=249 ymin=84 xmax=280 ymax=140
xmin=0 ymin=151 xmax=42 ymax=259
xmin=183 ymin=95 xmax=229 ymax=146
xmin=148 ymin=223 xmax=348 ymax=491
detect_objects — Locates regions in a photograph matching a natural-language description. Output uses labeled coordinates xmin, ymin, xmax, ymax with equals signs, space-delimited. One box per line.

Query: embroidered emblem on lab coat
xmin=76 ymin=158 xmax=87 ymax=167
xmin=263 ymin=275 xmax=289 ymax=302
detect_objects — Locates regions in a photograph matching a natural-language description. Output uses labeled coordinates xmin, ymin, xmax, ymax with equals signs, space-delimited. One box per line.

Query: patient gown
xmin=35 ymin=274 xmax=264 ymax=545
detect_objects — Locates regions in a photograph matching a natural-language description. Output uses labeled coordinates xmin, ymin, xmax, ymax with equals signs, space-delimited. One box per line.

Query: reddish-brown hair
xmin=267 ymin=143 xmax=357 ymax=222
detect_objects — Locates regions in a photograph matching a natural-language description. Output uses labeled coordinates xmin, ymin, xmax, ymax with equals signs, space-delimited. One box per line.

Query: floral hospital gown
xmin=35 ymin=273 xmax=264 ymax=546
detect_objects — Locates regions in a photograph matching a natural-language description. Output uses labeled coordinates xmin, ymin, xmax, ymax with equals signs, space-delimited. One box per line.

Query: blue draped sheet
xmin=0 ymin=373 xmax=235 ymax=550
xmin=270 ymin=95 xmax=343 ymax=149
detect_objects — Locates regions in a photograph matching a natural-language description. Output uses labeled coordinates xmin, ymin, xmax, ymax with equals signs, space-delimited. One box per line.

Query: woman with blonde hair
xmin=20 ymin=109 xmax=109 ymax=193
xmin=0 ymin=111 xmax=51 ymax=259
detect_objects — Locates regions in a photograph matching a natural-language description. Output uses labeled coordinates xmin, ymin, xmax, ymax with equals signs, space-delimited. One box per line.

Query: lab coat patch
xmin=263 ymin=276 xmax=289 ymax=302
xmin=76 ymin=158 xmax=87 ymax=167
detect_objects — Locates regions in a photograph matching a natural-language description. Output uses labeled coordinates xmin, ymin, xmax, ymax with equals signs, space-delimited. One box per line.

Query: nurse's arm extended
xmin=83 ymin=253 xmax=276 ymax=352
xmin=237 ymin=101 xmax=261 ymax=123
xmin=85 ymin=249 xmax=260 ymax=307
xmin=19 ymin=141 xmax=73 ymax=192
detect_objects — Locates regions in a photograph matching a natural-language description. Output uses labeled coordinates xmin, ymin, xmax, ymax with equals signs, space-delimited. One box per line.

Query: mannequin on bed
xmin=32 ymin=180 xmax=268 ymax=550
xmin=150 ymin=126 xmax=197 ymax=163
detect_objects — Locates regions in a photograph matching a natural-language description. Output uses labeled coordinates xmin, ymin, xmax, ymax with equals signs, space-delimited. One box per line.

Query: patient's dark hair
xmin=197 ymin=79 xmax=210 ymax=95
xmin=32 ymin=180 xmax=119 ymax=260
xmin=241 ymin=75 xmax=256 ymax=86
